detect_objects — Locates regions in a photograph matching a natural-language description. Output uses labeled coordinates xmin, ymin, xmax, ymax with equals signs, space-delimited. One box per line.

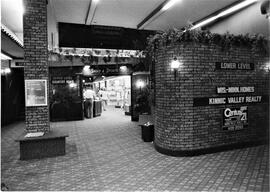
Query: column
xmin=23 ymin=0 xmax=49 ymax=132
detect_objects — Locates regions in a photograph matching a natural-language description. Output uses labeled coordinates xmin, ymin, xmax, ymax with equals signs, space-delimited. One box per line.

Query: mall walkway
xmin=1 ymin=106 xmax=269 ymax=191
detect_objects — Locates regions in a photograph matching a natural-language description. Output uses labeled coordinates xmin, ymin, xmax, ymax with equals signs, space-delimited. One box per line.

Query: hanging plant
xmin=115 ymin=56 xmax=119 ymax=63
xmin=65 ymin=55 xmax=73 ymax=62
xmin=71 ymin=48 xmax=76 ymax=54
xmin=94 ymin=50 xmax=101 ymax=55
xmin=146 ymin=26 xmax=269 ymax=60
xmin=80 ymin=56 xmax=89 ymax=65
xmin=103 ymin=56 xmax=108 ymax=63
xmin=74 ymin=55 xmax=80 ymax=60
xmin=93 ymin=56 xmax=99 ymax=64
xmin=86 ymin=50 xmax=93 ymax=56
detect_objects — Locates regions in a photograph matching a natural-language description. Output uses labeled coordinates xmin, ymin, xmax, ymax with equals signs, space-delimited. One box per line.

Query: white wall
xmin=208 ymin=1 xmax=269 ymax=39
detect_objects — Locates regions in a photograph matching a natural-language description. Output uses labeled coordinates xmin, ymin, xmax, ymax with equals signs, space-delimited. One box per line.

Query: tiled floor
xmin=1 ymin=106 xmax=269 ymax=191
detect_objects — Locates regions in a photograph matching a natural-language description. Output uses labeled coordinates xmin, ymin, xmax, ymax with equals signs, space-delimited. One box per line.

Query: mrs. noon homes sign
xmin=194 ymin=86 xmax=268 ymax=106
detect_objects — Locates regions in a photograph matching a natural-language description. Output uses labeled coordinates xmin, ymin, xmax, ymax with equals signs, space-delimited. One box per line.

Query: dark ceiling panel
xmin=58 ymin=22 xmax=155 ymax=50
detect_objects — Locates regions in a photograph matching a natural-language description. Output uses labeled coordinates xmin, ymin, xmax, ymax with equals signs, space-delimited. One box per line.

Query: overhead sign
xmin=25 ymin=79 xmax=47 ymax=106
xmin=193 ymin=95 xmax=269 ymax=106
xmin=222 ymin=106 xmax=248 ymax=131
xmin=217 ymin=86 xmax=254 ymax=94
xmin=215 ymin=62 xmax=254 ymax=70
xmin=51 ymin=76 xmax=73 ymax=84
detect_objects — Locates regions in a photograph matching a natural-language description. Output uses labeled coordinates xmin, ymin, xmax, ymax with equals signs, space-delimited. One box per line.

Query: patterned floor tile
xmin=1 ymin=106 xmax=269 ymax=191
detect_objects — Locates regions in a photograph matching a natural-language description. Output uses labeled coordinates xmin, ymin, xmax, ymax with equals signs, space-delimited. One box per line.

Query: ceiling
xmin=1 ymin=0 xmax=268 ymax=59
xmin=51 ymin=0 xmax=239 ymax=30
xmin=2 ymin=0 xmax=241 ymax=34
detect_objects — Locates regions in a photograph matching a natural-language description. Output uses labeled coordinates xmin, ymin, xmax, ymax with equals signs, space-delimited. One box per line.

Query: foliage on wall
xmin=146 ymin=27 xmax=269 ymax=60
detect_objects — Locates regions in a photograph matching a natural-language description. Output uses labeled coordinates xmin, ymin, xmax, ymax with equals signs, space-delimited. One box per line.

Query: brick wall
xmin=154 ymin=43 xmax=269 ymax=154
xmin=23 ymin=0 xmax=49 ymax=132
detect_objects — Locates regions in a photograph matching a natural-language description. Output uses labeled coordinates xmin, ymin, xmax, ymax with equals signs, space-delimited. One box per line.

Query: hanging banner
xmin=25 ymin=79 xmax=47 ymax=106
xmin=222 ymin=106 xmax=248 ymax=131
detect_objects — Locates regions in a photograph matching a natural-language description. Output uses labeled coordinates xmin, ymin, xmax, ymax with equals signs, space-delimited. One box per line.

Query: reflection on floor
xmin=1 ymin=106 xmax=269 ymax=191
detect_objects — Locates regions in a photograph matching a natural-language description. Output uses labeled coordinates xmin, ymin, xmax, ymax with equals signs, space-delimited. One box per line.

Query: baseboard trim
xmin=154 ymin=140 xmax=268 ymax=157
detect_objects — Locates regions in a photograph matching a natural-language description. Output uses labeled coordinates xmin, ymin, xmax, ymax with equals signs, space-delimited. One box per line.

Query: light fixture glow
xmin=190 ymin=16 xmax=218 ymax=30
xmin=191 ymin=0 xmax=258 ymax=30
xmin=69 ymin=82 xmax=77 ymax=88
xmin=136 ymin=80 xmax=145 ymax=89
xmin=217 ymin=0 xmax=258 ymax=18
xmin=1 ymin=68 xmax=11 ymax=75
xmin=4 ymin=0 xmax=25 ymax=15
xmin=171 ymin=57 xmax=181 ymax=69
xmin=120 ymin=66 xmax=127 ymax=72
xmin=264 ymin=62 xmax=270 ymax=72
xmin=83 ymin=65 xmax=90 ymax=70
xmin=4 ymin=68 xmax=11 ymax=74
xmin=162 ymin=0 xmax=180 ymax=11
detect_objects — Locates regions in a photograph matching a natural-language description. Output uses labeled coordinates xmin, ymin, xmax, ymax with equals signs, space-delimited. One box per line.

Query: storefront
xmin=93 ymin=75 xmax=131 ymax=109
xmin=48 ymin=56 xmax=151 ymax=121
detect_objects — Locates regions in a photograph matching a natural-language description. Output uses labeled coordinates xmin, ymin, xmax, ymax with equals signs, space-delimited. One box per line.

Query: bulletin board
xmin=25 ymin=79 xmax=47 ymax=106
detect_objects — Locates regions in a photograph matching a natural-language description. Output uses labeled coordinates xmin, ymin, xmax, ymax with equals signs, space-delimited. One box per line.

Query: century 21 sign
xmin=223 ymin=106 xmax=248 ymax=131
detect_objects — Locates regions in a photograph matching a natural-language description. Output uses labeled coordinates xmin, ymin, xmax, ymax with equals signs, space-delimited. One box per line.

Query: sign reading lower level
xmin=193 ymin=95 xmax=269 ymax=106
xmin=215 ymin=62 xmax=254 ymax=70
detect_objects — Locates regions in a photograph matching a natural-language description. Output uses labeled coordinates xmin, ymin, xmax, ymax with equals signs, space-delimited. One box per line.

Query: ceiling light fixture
xmin=190 ymin=0 xmax=258 ymax=30
xmin=85 ymin=0 xmax=100 ymax=25
xmin=137 ymin=0 xmax=181 ymax=29
xmin=162 ymin=0 xmax=179 ymax=11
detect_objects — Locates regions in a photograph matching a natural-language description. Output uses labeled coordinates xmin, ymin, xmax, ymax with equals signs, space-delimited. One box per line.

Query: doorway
xmin=82 ymin=75 xmax=131 ymax=118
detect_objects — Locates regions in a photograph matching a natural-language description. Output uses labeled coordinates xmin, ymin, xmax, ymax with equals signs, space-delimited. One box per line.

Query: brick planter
xmin=154 ymin=43 xmax=269 ymax=156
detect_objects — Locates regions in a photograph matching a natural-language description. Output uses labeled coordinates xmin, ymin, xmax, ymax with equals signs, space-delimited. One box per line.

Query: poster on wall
xmin=25 ymin=79 xmax=47 ymax=106
xmin=222 ymin=106 xmax=248 ymax=131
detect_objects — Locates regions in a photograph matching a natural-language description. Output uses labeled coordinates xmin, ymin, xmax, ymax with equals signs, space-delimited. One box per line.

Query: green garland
xmin=146 ymin=27 xmax=269 ymax=59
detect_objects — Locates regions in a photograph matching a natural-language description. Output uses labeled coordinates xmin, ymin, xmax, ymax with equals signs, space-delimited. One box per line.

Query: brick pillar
xmin=23 ymin=0 xmax=50 ymax=132
xmin=154 ymin=43 xmax=269 ymax=156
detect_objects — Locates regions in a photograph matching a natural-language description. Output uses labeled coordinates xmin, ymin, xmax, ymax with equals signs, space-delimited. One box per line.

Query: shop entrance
xmin=82 ymin=75 xmax=132 ymax=119
xmin=50 ymin=67 xmax=151 ymax=122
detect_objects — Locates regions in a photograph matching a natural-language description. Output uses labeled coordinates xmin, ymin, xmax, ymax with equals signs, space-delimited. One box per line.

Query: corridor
xmin=1 ymin=106 xmax=269 ymax=191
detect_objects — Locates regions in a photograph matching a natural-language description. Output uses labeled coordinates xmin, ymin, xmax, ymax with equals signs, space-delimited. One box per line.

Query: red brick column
xmin=23 ymin=0 xmax=49 ymax=132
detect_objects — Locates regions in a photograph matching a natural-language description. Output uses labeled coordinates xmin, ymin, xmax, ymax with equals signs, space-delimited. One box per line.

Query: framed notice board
xmin=25 ymin=79 xmax=48 ymax=106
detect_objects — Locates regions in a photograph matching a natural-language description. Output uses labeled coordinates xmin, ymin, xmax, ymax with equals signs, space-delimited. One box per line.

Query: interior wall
xmin=154 ymin=42 xmax=269 ymax=155
xmin=208 ymin=1 xmax=269 ymax=39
